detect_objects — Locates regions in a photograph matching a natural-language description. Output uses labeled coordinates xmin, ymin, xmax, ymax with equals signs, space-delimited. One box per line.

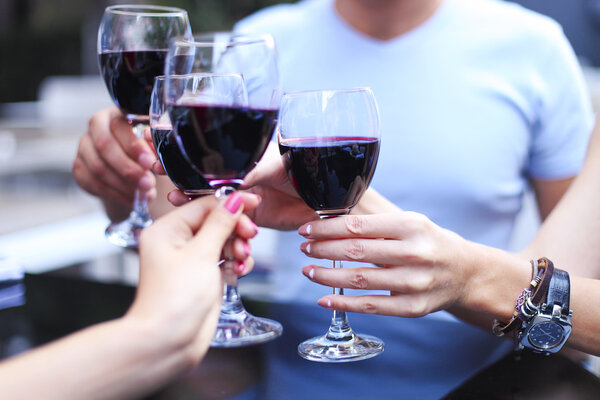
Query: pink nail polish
xmin=236 ymin=261 xmax=246 ymax=275
xmin=243 ymin=242 xmax=250 ymax=257
xmin=224 ymin=193 xmax=243 ymax=214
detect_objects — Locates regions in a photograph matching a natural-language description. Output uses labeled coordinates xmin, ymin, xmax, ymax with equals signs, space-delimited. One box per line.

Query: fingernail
xmin=224 ymin=193 xmax=243 ymax=214
xmin=235 ymin=261 xmax=245 ymax=275
xmin=299 ymin=224 xmax=312 ymax=236
xmin=243 ymin=242 xmax=250 ymax=257
xmin=308 ymin=268 xmax=314 ymax=279
xmin=138 ymin=174 xmax=153 ymax=191
xmin=327 ymin=299 xmax=332 ymax=308
xmin=300 ymin=242 xmax=310 ymax=254
xmin=138 ymin=152 xmax=155 ymax=169
xmin=251 ymin=221 xmax=259 ymax=236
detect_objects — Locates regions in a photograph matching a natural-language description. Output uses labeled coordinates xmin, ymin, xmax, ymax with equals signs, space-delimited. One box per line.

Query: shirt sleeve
xmin=527 ymin=23 xmax=595 ymax=180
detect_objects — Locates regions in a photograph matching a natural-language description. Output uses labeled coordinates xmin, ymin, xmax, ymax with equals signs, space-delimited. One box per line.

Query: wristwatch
xmin=516 ymin=269 xmax=572 ymax=355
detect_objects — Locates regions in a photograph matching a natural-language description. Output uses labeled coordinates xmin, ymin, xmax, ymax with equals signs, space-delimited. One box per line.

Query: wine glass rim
xmin=283 ymin=87 xmax=374 ymax=97
xmin=105 ymin=4 xmax=188 ymax=17
xmin=165 ymin=72 xmax=243 ymax=80
xmin=173 ymin=31 xmax=274 ymax=47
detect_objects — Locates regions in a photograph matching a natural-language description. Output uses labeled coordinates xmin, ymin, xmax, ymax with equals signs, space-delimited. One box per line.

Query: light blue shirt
xmin=236 ymin=0 xmax=594 ymax=398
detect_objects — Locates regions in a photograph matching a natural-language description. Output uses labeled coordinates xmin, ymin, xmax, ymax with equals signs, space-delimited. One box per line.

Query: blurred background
xmin=1 ymin=0 xmax=600 ymax=287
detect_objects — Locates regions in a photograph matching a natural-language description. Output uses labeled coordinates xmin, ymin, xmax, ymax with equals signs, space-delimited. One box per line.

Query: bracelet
xmin=492 ymin=257 xmax=554 ymax=337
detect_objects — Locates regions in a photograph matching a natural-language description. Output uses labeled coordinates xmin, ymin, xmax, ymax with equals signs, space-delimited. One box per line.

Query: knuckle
xmin=121 ymin=165 xmax=142 ymax=182
xmin=404 ymin=297 xmax=428 ymax=318
xmin=349 ymin=272 xmax=369 ymax=289
xmin=94 ymin=134 xmax=111 ymax=154
xmin=344 ymin=239 xmax=366 ymax=261
xmin=88 ymin=113 xmax=100 ymax=130
xmin=345 ymin=215 xmax=365 ymax=235
xmin=89 ymin=158 xmax=107 ymax=177
xmin=413 ymin=273 xmax=435 ymax=292
xmin=360 ymin=302 xmax=377 ymax=314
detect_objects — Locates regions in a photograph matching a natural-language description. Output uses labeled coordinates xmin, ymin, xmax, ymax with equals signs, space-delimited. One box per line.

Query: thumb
xmin=189 ymin=193 xmax=244 ymax=260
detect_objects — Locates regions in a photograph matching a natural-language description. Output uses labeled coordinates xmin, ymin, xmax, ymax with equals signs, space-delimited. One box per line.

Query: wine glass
xmin=149 ymin=75 xmax=214 ymax=196
xmin=97 ymin=5 xmax=192 ymax=248
xmin=278 ymin=88 xmax=384 ymax=362
xmin=165 ymin=33 xmax=283 ymax=347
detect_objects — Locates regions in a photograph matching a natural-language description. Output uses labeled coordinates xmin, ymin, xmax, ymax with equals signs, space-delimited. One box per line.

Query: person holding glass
xmin=284 ymin=120 xmax=600 ymax=357
xmin=223 ymin=0 xmax=595 ymax=398
xmin=0 ymin=192 xmax=260 ymax=399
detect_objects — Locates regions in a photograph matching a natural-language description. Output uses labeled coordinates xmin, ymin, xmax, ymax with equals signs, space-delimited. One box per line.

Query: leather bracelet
xmin=492 ymin=257 xmax=554 ymax=337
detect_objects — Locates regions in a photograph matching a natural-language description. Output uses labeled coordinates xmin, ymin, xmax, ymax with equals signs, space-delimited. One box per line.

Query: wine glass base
xmin=211 ymin=314 xmax=283 ymax=348
xmin=105 ymin=217 xmax=153 ymax=249
xmin=298 ymin=332 xmax=384 ymax=363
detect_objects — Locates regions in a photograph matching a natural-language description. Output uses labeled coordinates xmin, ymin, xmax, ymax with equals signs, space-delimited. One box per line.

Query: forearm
xmin=450 ymin=244 xmax=600 ymax=356
xmin=0 ymin=317 xmax=194 ymax=400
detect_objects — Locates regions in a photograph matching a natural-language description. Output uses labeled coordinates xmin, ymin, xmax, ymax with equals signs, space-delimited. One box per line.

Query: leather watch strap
xmin=546 ymin=269 xmax=570 ymax=316
xmin=530 ymin=257 xmax=554 ymax=305
xmin=493 ymin=257 xmax=555 ymax=336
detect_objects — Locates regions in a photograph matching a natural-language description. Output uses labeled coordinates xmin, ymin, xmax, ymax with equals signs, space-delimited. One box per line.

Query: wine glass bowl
xmin=150 ymin=75 xmax=213 ymax=196
xmin=165 ymin=33 xmax=282 ymax=347
xmin=97 ymin=5 xmax=192 ymax=247
xmin=278 ymin=88 xmax=384 ymax=362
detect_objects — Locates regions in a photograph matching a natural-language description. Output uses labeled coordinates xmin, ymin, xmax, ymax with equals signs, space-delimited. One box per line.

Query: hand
xmin=73 ymin=107 xmax=157 ymax=221
xmin=165 ymin=142 xmax=316 ymax=230
xmin=297 ymin=212 xmax=478 ymax=317
xmin=127 ymin=192 xmax=259 ymax=365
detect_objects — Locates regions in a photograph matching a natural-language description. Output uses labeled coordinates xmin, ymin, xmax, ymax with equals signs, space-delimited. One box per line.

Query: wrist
xmin=454 ymin=242 xmax=530 ymax=322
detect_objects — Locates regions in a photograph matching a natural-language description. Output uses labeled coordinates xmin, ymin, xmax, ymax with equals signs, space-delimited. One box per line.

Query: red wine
xmin=151 ymin=126 xmax=212 ymax=194
xmin=279 ymin=137 xmax=380 ymax=214
xmin=168 ymin=104 xmax=277 ymax=186
xmin=99 ymin=50 xmax=167 ymax=118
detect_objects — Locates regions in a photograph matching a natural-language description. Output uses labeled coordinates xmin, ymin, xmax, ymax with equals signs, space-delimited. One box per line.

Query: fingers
xmin=109 ymin=116 xmax=156 ymax=174
xmin=75 ymin=108 xmax=157 ymax=202
xmin=298 ymin=212 xmax=432 ymax=241
xmin=152 ymin=159 xmax=166 ymax=175
xmin=300 ymin=237 xmax=413 ymax=265
xmin=72 ymin=146 xmax=133 ymax=206
xmin=74 ymin=132 xmax=137 ymax=201
xmin=190 ymin=193 xmax=246 ymax=260
xmin=167 ymin=189 xmax=192 ymax=206
xmin=316 ymin=294 xmax=427 ymax=318
xmin=302 ymin=265 xmax=399 ymax=291
xmin=236 ymin=214 xmax=259 ymax=240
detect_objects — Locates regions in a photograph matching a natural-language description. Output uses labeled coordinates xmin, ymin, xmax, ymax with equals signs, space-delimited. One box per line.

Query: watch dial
xmin=528 ymin=321 xmax=564 ymax=349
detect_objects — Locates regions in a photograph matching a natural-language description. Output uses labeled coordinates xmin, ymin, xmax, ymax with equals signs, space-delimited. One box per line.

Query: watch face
xmin=528 ymin=321 xmax=564 ymax=349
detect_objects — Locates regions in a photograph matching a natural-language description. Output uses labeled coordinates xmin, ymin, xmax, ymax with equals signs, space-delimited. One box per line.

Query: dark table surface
xmin=1 ymin=267 xmax=600 ymax=400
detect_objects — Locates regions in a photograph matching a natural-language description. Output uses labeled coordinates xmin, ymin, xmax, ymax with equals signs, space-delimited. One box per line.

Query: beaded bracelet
xmin=492 ymin=258 xmax=554 ymax=337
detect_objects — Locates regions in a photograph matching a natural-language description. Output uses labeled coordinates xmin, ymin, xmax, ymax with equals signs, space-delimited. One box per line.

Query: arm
xmin=0 ymin=193 xmax=260 ymax=399
xmin=522 ymin=123 xmax=600 ymax=279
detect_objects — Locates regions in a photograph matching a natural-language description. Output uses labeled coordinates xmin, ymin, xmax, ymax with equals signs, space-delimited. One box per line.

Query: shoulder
xmin=454 ymin=0 xmax=567 ymax=44
xmin=235 ymin=0 xmax=322 ymax=35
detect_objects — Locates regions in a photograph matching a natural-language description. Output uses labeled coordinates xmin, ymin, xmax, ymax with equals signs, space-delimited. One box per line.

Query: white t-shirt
xmin=236 ymin=0 xmax=594 ymax=398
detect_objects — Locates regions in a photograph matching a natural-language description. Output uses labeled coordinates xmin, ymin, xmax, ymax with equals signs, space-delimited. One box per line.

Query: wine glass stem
xmin=214 ymin=185 xmax=244 ymax=315
xmin=221 ymin=264 xmax=244 ymax=314
xmin=326 ymin=258 xmax=354 ymax=341
xmin=129 ymin=123 xmax=151 ymax=224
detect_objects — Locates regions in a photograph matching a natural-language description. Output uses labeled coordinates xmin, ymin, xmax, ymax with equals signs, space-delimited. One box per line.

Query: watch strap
xmin=546 ymin=268 xmax=570 ymax=316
